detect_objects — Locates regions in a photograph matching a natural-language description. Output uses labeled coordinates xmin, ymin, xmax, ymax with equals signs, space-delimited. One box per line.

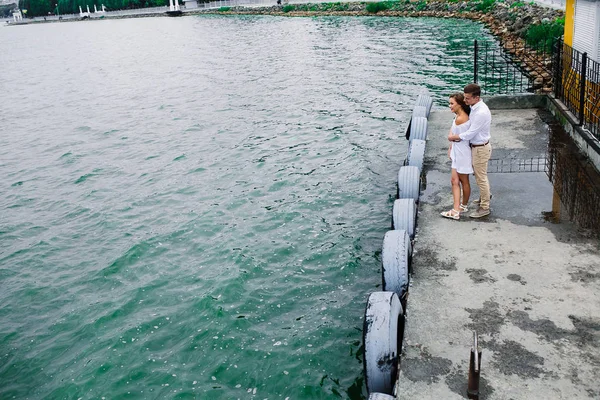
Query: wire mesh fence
xmin=474 ymin=40 xmax=534 ymax=95
xmin=474 ymin=35 xmax=557 ymax=95
xmin=488 ymin=157 xmax=548 ymax=173
xmin=582 ymin=56 xmax=600 ymax=139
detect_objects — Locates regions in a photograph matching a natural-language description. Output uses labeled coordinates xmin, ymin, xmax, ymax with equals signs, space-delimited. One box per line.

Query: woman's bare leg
xmin=458 ymin=173 xmax=471 ymax=208
xmin=451 ymin=169 xmax=461 ymax=211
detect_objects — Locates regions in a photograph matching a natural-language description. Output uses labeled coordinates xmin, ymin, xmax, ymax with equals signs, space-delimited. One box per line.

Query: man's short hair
xmin=464 ymin=83 xmax=481 ymax=97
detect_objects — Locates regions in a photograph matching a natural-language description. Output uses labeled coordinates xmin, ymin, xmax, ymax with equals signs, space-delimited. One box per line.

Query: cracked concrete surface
xmin=397 ymin=106 xmax=600 ymax=399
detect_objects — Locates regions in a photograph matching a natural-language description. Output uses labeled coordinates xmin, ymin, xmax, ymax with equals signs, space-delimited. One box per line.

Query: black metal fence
xmin=473 ymin=37 xmax=600 ymax=140
xmin=553 ymin=39 xmax=600 ymax=140
xmin=472 ymin=36 xmax=600 ymax=236
xmin=488 ymin=157 xmax=548 ymax=173
xmin=473 ymin=36 xmax=557 ymax=95
xmin=473 ymin=40 xmax=534 ymax=94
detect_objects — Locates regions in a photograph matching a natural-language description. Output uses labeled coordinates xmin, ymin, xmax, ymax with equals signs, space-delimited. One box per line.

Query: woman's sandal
xmin=460 ymin=204 xmax=468 ymax=212
xmin=440 ymin=209 xmax=460 ymax=220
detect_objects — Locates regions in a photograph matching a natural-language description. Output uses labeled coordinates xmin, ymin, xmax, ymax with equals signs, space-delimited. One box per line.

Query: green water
xmin=0 ymin=15 xmax=493 ymax=399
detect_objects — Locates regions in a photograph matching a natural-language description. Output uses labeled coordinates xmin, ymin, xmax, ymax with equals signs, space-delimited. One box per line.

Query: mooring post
xmin=467 ymin=331 xmax=481 ymax=400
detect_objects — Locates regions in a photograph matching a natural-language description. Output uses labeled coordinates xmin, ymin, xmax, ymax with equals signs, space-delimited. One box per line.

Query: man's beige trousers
xmin=472 ymin=144 xmax=492 ymax=209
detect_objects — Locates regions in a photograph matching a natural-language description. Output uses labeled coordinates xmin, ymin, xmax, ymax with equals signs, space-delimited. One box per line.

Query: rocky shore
xmin=214 ymin=0 xmax=563 ymax=35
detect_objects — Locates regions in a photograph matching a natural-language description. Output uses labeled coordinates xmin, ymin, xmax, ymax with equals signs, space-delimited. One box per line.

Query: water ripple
xmin=0 ymin=15 xmax=490 ymax=399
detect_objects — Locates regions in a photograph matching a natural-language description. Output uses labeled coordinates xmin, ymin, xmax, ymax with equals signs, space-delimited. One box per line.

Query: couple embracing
xmin=440 ymin=83 xmax=492 ymax=220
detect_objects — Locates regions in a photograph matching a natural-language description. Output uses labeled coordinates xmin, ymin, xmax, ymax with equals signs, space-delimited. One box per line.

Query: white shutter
xmin=598 ymin=1 xmax=600 ymax=60
xmin=573 ymin=0 xmax=600 ymax=61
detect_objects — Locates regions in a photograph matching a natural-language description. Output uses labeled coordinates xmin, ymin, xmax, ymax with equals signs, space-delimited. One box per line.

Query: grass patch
xmin=218 ymin=6 xmax=230 ymax=11
xmin=475 ymin=0 xmax=495 ymax=12
xmin=282 ymin=4 xmax=294 ymax=12
xmin=525 ymin=18 xmax=564 ymax=53
xmin=366 ymin=1 xmax=390 ymax=13
xmin=335 ymin=2 xmax=350 ymax=10
xmin=414 ymin=0 xmax=426 ymax=10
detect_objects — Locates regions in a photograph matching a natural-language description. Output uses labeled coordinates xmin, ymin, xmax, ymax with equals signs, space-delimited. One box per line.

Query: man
xmin=447 ymin=83 xmax=492 ymax=218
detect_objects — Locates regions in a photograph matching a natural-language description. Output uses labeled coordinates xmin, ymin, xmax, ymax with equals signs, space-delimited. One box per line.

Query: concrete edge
xmin=484 ymin=94 xmax=547 ymax=110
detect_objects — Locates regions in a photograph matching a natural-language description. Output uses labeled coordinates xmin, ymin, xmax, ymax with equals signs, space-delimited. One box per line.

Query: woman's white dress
xmin=450 ymin=119 xmax=474 ymax=174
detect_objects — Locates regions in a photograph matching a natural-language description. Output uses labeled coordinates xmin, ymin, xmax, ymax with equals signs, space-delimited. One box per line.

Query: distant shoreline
xmin=5 ymin=0 xmax=563 ymax=28
xmin=4 ymin=0 xmax=563 ymax=92
xmin=8 ymin=6 xmax=473 ymax=26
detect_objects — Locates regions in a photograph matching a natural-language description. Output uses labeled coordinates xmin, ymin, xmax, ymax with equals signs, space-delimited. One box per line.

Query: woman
xmin=441 ymin=92 xmax=472 ymax=220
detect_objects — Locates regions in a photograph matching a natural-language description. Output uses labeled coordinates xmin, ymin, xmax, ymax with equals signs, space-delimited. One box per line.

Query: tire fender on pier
xmin=406 ymin=138 xmax=426 ymax=173
xmin=408 ymin=116 xmax=428 ymax=142
xmin=414 ymin=94 xmax=433 ymax=117
xmin=397 ymin=165 xmax=420 ymax=201
xmin=412 ymin=105 xmax=428 ymax=119
xmin=382 ymin=230 xmax=410 ymax=298
xmin=363 ymin=291 xmax=403 ymax=395
xmin=392 ymin=198 xmax=417 ymax=239
xmin=369 ymin=393 xmax=396 ymax=400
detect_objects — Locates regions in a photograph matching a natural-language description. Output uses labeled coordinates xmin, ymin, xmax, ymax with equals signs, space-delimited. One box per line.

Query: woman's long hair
xmin=450 ymin=92 xmax=471 ymax=115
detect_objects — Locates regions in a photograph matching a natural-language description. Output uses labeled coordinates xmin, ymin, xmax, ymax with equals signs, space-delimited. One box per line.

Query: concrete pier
xmin=398 ymin=105 xmax=600 ymax=399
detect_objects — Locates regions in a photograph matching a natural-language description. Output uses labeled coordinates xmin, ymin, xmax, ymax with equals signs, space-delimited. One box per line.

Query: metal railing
xmin=473 ymin=36 xmax=558 ymax=95
xmin=472 ymin=36 xmax=600 ymax=236
xmin=21 ymin=0 xmax=273 ymax=22
xmin=27 ymin=7 xmax=170 ymax=22
xmin=473 ymin=40 xmax=533 ymax=94
xmin=553 ymin=39 xmax=600 ymax=140
xmin=488 ymin=157 xmax=548 ymax=173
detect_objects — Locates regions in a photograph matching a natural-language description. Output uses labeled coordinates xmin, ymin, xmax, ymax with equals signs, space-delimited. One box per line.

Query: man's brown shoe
xmin=472 ymin=194 xmax=493 ymax=206
xmin=469 ymin=207 xmax=490 ymax=218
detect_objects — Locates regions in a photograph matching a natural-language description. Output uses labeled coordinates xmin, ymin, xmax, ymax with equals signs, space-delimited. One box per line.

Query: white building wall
xmin=573 ymin=0 xmax=600 ymax=62
xmin=534 ymin=0 xmax=566 ymax=10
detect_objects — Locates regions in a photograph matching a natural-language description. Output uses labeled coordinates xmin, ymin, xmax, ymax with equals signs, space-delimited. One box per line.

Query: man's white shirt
xmin=458 ymin=100 xmax=491 ymax=145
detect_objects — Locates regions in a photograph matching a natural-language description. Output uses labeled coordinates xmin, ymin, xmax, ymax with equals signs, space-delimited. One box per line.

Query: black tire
xmin=406 ymin=138 xmax=426 ymax=173
xmin=397 ymin=166 xmax=420 ymax=201
xmin=409 ymin=116 xmax=428 ymax=141
xmin=415 ymin=94 xmax=433 ymax=117
xmin=363 ymin=291 xmax=403 ymax=395
xmin=369 ymin=393 xmax=396 ymax=400
xmin=392 ymin=198 xmax=416 ymax=239
xmin=382 ymin=230 xmax=410 ymax=298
